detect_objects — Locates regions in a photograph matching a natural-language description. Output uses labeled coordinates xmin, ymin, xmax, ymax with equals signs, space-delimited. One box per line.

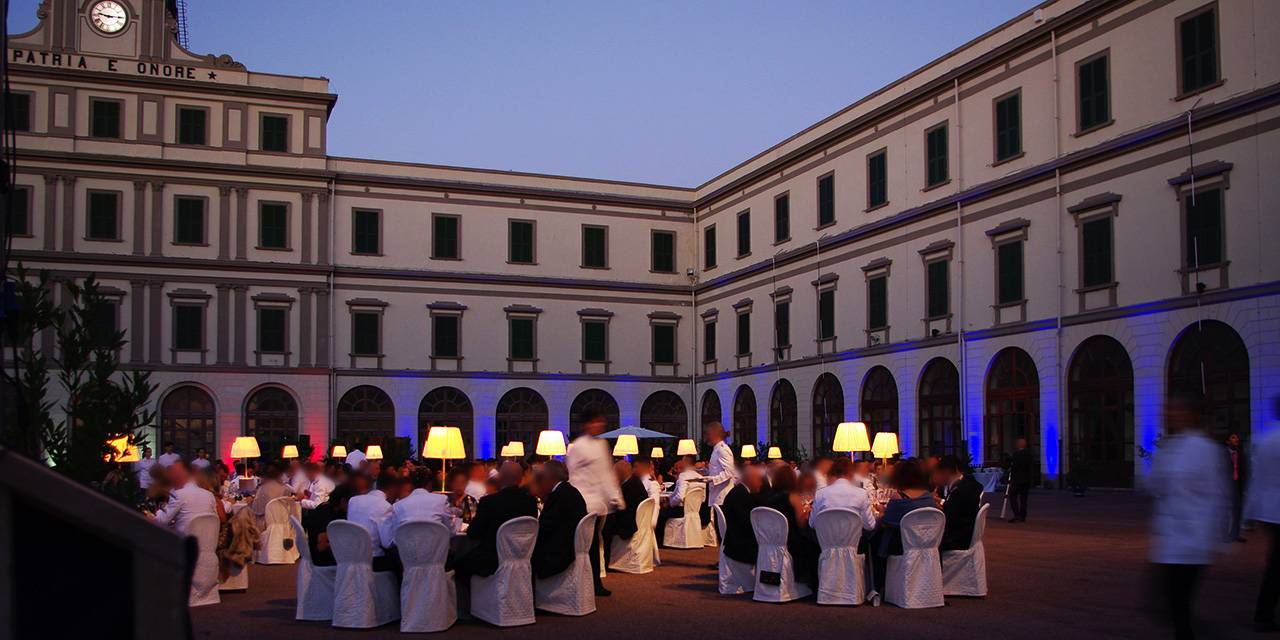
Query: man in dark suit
xmin=454 ymin=461 xmax=538 ymax=579
xmin=1007 ymin=437 xmax=1037 ymax=523
xmin=532 ymin=460 xmax=589 ymax=580
xmin=720 ymin=464 xmax=766 ymax=565
xmin=933 ymin=455 xmax=984 ymax=550
xmin=603 ymin=459 xmax=651 ymax=563
xmin=1226 ymin=433 xmax=1246 ymax=542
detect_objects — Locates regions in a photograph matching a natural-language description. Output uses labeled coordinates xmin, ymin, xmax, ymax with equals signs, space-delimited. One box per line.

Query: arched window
xmin=731 ymin=385 xmax=757 ymax=447
xmin=700 ymin=389 xmax=722 ymax=430
xmin=985 ymin=347 xmax=1039 ymax=466
xmin=335 ymin=385 xmax=395 ymax=444
xmin=768 ymin=379 xmax=798 ymax=452
xmin=244 ymin=386 xmax=299 ymax=456
xmin=811 ymin=373 xmax=844 ymax=455
xmin=1069 ymin=336 xmax=1134 ymax=488
xmin=918 ymin=358 xmax=961 ymax=458
xmin=860 ymin=366 xmax=899 ymax=438
xmin=418 ymin=387 xmax=474 ymax=454
xmin=1168 ymin=320 xmax=1250 ymax=442
xmin=495 ymin=387 xmax=548 ymax=451
xmin=160 ymin=385 xmax=216 ymax=461
xmin=641 ymin=390 xmax=687 ymax=438
xmin=568 ymin=389 xmax=620 ymax=440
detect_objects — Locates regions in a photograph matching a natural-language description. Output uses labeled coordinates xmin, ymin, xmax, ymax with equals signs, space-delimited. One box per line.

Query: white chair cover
xmin=256 ymin=496 xmax=300 ymax=565
xmin=471 ymin=516 xmax=538 ymax=627
xmin=662 ymin=484 xmax=707 ymax=549
xmin=942 ymin=502 xmax=989 ymax=597
xmin=885 ymin=507 xmax=946 ymax=609
xmin=187 ymin=514 xmax=221 ymax=607
xmin=397 ymin=521 xmax=457 ymax=632
xmin=609 ymin=497 xmax=660 ymax=574
xmin=290 ymin=515 xmax=336 ymax=621
xmin=811 ymin=508 xmax=866 ymax=605
xmin=218 ymin=560 xmax=249 ymax=591
xmin=328 ymin=519 xmax=400 ymax=628
xmin=535 ymin=514 xmax=598 ymax=616
xmin=750 ymin=507 xmax=812 ymax=602
xmin=713 ymin=504 xmax=754 ymax=595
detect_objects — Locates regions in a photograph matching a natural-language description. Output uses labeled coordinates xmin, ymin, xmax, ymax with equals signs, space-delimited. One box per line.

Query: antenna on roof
xmin=173 ymin=0 xmax=191 ymax=50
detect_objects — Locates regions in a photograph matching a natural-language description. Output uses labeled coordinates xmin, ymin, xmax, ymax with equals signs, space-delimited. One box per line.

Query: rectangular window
xmin=258 ymin=308 xmax=286 ymax=354
xmin=1081 ymin=217 xmax=1114 ymax=287
xmin=352 ymin=209 xmax=380 ymax=255
xmin=258 ymin=203 xmax=288 ymax=249
xmin=1077 ymin=53 xmax=1110 ymax=132
xmin=1185 ymin=187 xmax=1223 ymax=267
xmin=651 ymin=230 xmax=675 ymax=273
xmin=90 ymin=99 xmax=121 ymax=138
xmin=177 ymin=107 xmax=207 ymax=145
xmin=818 ymin=290 xmax=835 ymax=340
xmin=260 ymin=114 xmax=288 ymax=152
xmin=867 ymin=150 xmax=888 ymax=209
xmin=173 ymin=306 xmax=203 ymax=351
xmin=582 ymin=225 xmax=607 ymax=268
xmin=925 ymin=123 xmax=948 ymax=187
xmin=89 ymin=300 xmax=118 ymax=349
xmin=87 ymin=192 xmax=119 ymax=240
xmin=509 ymin=220 xmax=535 ymax=264
xmin=774 ymin=194 xmax=790 ymax=243
xmin=509 ymin=317 xmax=535 ymax=360
xmin=10 ymin=187 xmax=30 ymax=236
xmin=351 ymin=312 xmax=380 ymax=355
xmin=652 ymin=325 xmax=675 ymax=365
xmin=867 ymin=276 xmax=887 ymax=330
xmin=994 ymin=91 xmax=1022 ymax=162
xmin=736 ymin=312 xmax=750 ymax=356
xmin=774 ymin=301 xmax=790 ymax=347
xmin=6 ymin=92 xmax=30 ymax=132
xmin=582 ymin=321 xmax=607 ymax=362
xmin=174 ymin=197 xmax=205 ymax=244
xmin=736 ymin=210 xmax=751 ymax=257
xmin=432 ymin=214 xmax=460 ymax=259
xmin=432 ymin=315 xmax=459 ymax=358
xmin=997 ymin=241 xmax=1025 ymax=304
xmin=703 ymin=321 xmax=716 ymax=361
xmin=703 ymin=226 xmax=717 ymax=269
xmin=817 ymin=174 xmax=835 ymax=226
xmin=1178 ymin=6 xmax=1219 ymax=95
xmin=926 ymin=260 xmax=949 ymax=318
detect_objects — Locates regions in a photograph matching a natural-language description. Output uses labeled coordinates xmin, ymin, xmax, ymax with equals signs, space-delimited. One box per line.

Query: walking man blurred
xmin=567 ymin=409 xmax=624 ymax=596
xmin=1247 ymin=403 xmax=1280 ymax=632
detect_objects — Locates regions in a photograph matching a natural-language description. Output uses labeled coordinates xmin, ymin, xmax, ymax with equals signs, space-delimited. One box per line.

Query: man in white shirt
xmin=666 ymin=458 xmax=702 ymax=508
xmin=296 ymin=462 xmax=336 ymax=510
xmin=812 ymin=457 xmax=877 ymax=532
xmin=157 ymin=442 xmax=182 ymax=468
xmin=466 ymin=462 xmax=488 ymax=502
xmin=381 ymin=467 xmax=456 ymax=547
xmin=635 ymin=458 xmax=662 ymax=501
xmin=190 ymin=447 xmax=211 ymax=471
xmin=1247 ymin=415 xmax=1280 ymax=632
xmin=287 ymin=459 xmax=308 ymax=492
xmin=567 ymin=410 xmax=624 ymax=596
xmin=151 ymin=462 xmax=217 ymax=535
xmin=346 ymin=472 xmax=393 ymax=559
xmin=134 ymin=446 xmax=156 ymax=489
xmin=344 ymin=447 xmax=367 ymax=470
xmin=702 ymin=422 xmax=738 ymax=507
xmin=812 ymin=456 xmax=833 ymax=490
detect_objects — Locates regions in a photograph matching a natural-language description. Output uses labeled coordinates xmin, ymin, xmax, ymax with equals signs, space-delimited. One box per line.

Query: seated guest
xmin=531 ymin=460 xmax=589 ymax=579
xmin=721 ymin=464 xmax=767 ymax=564
xmin=869 ymin=460 xmax=937 ymax=587
xmin=812 ymin=457 xmax=878 ymax=542
xmin=376 ymin=470 xmax=404 ymax=503
xmin=345 ymin=446 xmax=367 ymax=471
xmin=763 ymin=464 xmax=821 ymax=590
xmin=345 ymin=472 xmax=395 ymax=570
xmin=853 ymin=460 xmax=875 ymax=490
xmin=193 ymin=468 xmax=228 ymax=524
xmin=454 ymin=461 xmax=538 ymax=579
xmin=811 ymin=456 xmax=833 ymax=490
xmin=656 ymin=457 xmax=704 ymax=545
xmin=302 ymin=484 xmax=354 ymax=566
xmin=151 ymin=462 xmax=217 ymax=535
xmin=297 ymin=462 xmax=336 ymax=510
xmin=933 ymin=455 xmax=983 ymax=551
xmin=466 ymin=463 xmax=489 ymax=501
xmin=603 ymin=459 xmax=651 ymax=562
xmin=250 ymin=462 xmax=290 ymax=526
xmin=382 ymin=467 xmax=456 ymax=549
xmin=445 ymin=467 xmax=479 ymax=524
xmin=287 ymin=459 xmax=308 ymax=492
xmin=484 ymin=476 xmax=500 ymax=495
xmin=634 ymin=458 xmax=662 ymax=501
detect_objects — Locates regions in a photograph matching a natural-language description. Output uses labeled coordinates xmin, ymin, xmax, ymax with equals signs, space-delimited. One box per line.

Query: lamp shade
xmin=676 ymin=438 xmax=698 ymax=456
xmin=501 ymin=441 xmax=526 ymax=458
xmin=364 ymin=444 xmax=384 ymax=461
xmin=423 ymin=426 xmax=466 ymax=459
xmin=331 ymin=444 xmax=348 ymax=459
xmin=281 ymin=444 xmax=299 ymax=459
xmin=535 ymin=429 xmax=568 ymax=456
xmin=767 ymin=446 xmax=782 ymax=460
xmin=650 ymin=446 xmax=664 ymax=459
xmin=832 ymin=422 xmax=871 ymax=453
xmin=871 ymin=431 xmax=900 ymax=459
xmin=612 ymin=434 xmax=639 ymax=457
xmin=740 ymin=444 xmax=758 ymax=459
xmin=230 ymin=436 xmax=261 ymax=458
xmin=105 ymin=436 xmax=140 ymax=463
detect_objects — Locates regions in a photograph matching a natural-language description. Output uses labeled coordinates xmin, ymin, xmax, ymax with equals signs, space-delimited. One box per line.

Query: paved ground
xmin=191 ymin=490 xmax=1266 ymax=639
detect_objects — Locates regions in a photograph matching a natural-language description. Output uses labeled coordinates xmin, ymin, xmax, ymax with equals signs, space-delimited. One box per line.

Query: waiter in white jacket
xmin=1247 ymin=407 xmax=1280 ymax=632
xmin=702 ymin=422 xmax=738 ymax=507
xmin=568 ymin=409 xmax=624 ymax=597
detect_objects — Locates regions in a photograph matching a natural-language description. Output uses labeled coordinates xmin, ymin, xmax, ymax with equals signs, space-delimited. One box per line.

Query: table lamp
xmin=676 ymin=438 xmax=698 ymax=457
xmin=833 ymin=421 xmax=871 ymax=458
xmin=364 ymin=444 xmax=384 ymax=461
xmin=507 ymin=441 xmax=525 ymax=458
xmin=536 ymin=429 xmax=567 ymax=457
xmin=230 ymin=436 xmax=260 ymax=479
xmin=423 ymin=426 xmax=466 ymax=490
xmin=331 ymin=444 xmax=348 ymax=460
xmin=650 ymin=446 xmax=664 ymax=459
xmin=767 ymin=446 xmax=782 ymax=460
xmin=740 ymin=444 xmax=757 ymax=459
xmin=281 ymin=444 xmax=299 ymax=460
xmin=105 ymin=436 xmax=140 ymax=463
xmin=871 ymin=431 xmax=899 ymax=463
xmin=613 ymin=434 xmax=639 ymax=457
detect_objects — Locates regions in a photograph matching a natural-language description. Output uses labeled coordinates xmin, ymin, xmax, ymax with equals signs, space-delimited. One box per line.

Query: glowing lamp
xmin=331 ymin=445 xmax=348 ymax=459
xmin=871 ymin=432 xmax=899 ymax=461
xmin=833 ymin=422 xmax=871 ymax=456
xmin=740 ymin=444 xmax=757 ymax=459
xmin=676 ymin=439 xmax=698 ymax=457
xmin=767 ymin=446 xmax=782 ymax=460
xmin=612 ymin=434 xmax=639 ymax=457
xmin=281 ymin=444 xmax=299 ymax=459
xmin=650 ymin=446 xmax=664 ymax=459
xmin=424 ymin=426 xmax=466 ymax=491
xmin=535 ymin=430 xmax=567 ymax=457
xmin=230 ymin=436 xmax=261 ymax=479
xmin=105 ymin=436 xmax=140 ymax=463
xmin=364 ymin=444 xmax=384 ymax=461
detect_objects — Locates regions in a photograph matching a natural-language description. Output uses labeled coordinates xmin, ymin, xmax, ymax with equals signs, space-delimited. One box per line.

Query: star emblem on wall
xmin=208 ymin=71 xmax=217 ymax=80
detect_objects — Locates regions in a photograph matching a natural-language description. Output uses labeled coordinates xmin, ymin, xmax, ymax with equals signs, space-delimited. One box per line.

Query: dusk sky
xmin=9 ymin=1 xmax=1037 ymax=186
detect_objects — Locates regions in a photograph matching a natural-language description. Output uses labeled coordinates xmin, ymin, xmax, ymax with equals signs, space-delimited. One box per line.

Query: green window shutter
xmin=178 ymin=108 xmax=206 ymax=145
xmin=259 ymin=204 xmax=287 ymax=248
xmin=261 ymin=115 xmax=288 ymax=151
xmin=774 ymin=195 xmax=789 ymax=242
xmin=1081 ymin=217 xmax=1114 ymax=286
xmin=175 ymin=198 xmax=204 ymax=244
xmin=652 ymin=231 xmax=675 ymax=272
xmin=652 ymin=325 xmax=675 ymax=364
xmin=703 ymin=322 xmax=716 ymax=361
xmin=995 ymin=93 xmax=1021 ymax=161
xmin=88 ymin=192 xmax=119 ymax=240
xmin=432 ymin=315 xmax=459 ymax=358
xmin=774 ymin=301 xmax=790 ymax=347
xmin=510 ymin=318 xmax=535 ymax=359
xmin=1078 ymin=56 xmax=1110 ymax=130
xmin=433 ymin=215 xmax=459 ymax=259
xmin=582 ymin=226 xmax=607 ymax=267
xmin=997 ymin=242 xmax=1025 ymax=304
xmin=7 ymin=92 xmax=30 ymax=132
xmin=926 ymin=260 xmax=949 ymax=318
xmin=926 ymin=125 xmax=948 ymax=186
xmin=736 ymin=313 xmax=750 ymax=356
xmin=1185 ymin=188 xmax=1223 ymax=267
xmin=737 ymin=211 xmax=750 ymax=256
xmin=868 ymin=276 xmax=887 ymax=329
xmin=91 ymin=100 xmax=121 ymax=138
xmin=353 ymin=210 xmax=380 ymax=254
xmin=10 ymin=187 xmax=29 ymax=235
xmin=352 ymin=312 xmax=380 ymax=355
xmin=818 ymin=290 xmax=834 ymax=339
xmin=89 ymin=301 xmax=118 ymax=349
xmin=868 ymin=151 xmax=887 ymax=208
xmin=174 ymin=306 xmax=203 ymax=350
xmin=1180 ymin=9 xmax=1218 ymax=94
xmin=582 ymin=321 xmax=607 ymax=362
xmin=258 ymin=308 xmax=286 ymax=353
xmin=509 ymin=221 xmax=534 ymax=263
xmin=704 ymin=226 xmax=717 ymax=268
xmin=818 ymin=174 xmax=835 ymax=226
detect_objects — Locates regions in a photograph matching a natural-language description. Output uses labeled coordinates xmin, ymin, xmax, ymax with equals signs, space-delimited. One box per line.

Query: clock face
xmin=90 ymin=1 xmax=128 ymax=34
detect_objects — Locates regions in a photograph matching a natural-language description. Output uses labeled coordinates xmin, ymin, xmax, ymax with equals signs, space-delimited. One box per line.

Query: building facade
xmin=7 ymin=0 xmax=1278 ymax=486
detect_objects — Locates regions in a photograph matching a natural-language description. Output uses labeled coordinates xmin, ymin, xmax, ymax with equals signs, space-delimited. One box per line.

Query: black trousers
xmin=1009 ymin=484 xmax=1030 ymax=521
xmin=1228 ymin=481 xmax=1244 ymax=540
xmin=1257 ymin=523 xmax=1280 ymax=625
xmin=1155 ymin=563 xmax=1203 ymax=640
xmin=588 ymin=517 xmax=605 ymax=589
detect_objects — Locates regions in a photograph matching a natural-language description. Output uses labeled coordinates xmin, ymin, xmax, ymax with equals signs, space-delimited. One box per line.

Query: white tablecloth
xmin=973 ymin=470 xmax=1003 ymax=493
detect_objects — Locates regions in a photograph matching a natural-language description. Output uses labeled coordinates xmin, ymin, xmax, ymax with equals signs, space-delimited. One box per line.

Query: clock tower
xmin=20 ymin=0 xmax=190 ymax=61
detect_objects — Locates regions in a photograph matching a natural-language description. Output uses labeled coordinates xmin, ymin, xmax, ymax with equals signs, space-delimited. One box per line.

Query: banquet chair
xmin=609 ymin=496 xmax=660 ymax=574
xmin=471 ymin=516 xmax=539 ymax=627
xmin=218 ymin=560 xmax=249 ymax=591
xmin=750 ymin=507 xmax=812 ymax=602
xmin=535 ymin=514 xmax=598 ymax=616
xmin=397 ymin=521 xmax=457 ymax=632
xmin=187 ymin=514 xmax=221 ymax=607
xmin=663 ymin=483 xmax=707 ymax=549
xmin=885 ymin=507 xmax=946 ymax=609
xmin=256 ymin=496 xmax=300 ymax=565
xmin=712 ymin=504 xmax=754 ymax=595
xmin=328 ymin=519 xmax=400 ymax=628
xmin=811 ymin=508 xmax=866 ymax=605
xmin=289 ymin=515 xmax=336 ymax=621
xmin=941 ymin=502 xmax=990 ymax=597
